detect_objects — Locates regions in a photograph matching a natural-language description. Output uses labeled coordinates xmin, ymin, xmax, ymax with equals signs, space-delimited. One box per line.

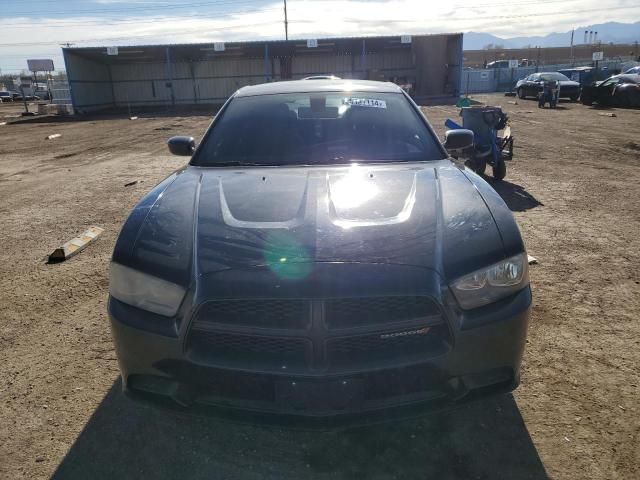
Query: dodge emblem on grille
xmin=380 ymin=327 xmax=431 ymax=339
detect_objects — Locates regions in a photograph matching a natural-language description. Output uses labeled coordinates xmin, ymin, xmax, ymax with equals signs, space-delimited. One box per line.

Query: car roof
xmin=235 ymin=79 xmax=403 ymax=97
xmin=611 ymin=74 xmax=640 ymax=82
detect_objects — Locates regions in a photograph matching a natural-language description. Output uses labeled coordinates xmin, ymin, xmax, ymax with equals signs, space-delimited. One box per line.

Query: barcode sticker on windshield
xmin=343 ymin=98 xmax=387 ymax=109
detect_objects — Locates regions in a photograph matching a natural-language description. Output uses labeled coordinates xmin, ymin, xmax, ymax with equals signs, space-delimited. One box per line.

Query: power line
xmin=0 ymin=7 xmax=282 ymax=29
xmin=0 ymin=21 xmax=281 ymax=47
xmin=7 ymin=0 xmax=262 ymax=16
xmin=7 ymin=0 xmax=590 ymax=17
xmin=2 ymin=0 xmax=581 ymax=26
xmin=310 ymin=2 xmax=640 ymax=24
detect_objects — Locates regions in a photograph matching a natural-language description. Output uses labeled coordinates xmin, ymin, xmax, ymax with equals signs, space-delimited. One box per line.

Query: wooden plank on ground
xmin=48 ymin=226 xmax=104 ymax=263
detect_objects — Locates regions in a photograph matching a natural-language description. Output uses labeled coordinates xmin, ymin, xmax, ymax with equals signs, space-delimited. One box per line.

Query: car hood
xmin=114 ymin=161 xmax=514 ymax=286
xmin=558 ymin=80 xmax=580 ymax=87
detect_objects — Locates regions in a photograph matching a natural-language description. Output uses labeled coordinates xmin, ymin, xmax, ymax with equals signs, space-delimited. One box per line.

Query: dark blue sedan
xmin=108 ymin=79 xmax=531 ymax=419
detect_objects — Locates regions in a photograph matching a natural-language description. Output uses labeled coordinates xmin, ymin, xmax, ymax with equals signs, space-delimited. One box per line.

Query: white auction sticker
xmin=343 ymin=98 xmax=387 ymax=108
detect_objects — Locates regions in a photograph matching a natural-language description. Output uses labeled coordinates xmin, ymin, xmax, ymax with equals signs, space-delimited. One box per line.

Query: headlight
xmin=450 ymin=253 xmax=529 ymax=310
xmin=109 ymin=263 xmax=186 ymax=317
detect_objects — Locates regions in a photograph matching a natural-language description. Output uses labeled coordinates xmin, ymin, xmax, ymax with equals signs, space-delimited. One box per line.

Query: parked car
xmin=516 ymin=72 xmax=581 ymax=101
xmin=580 ymin=74 xmax=640 ymax=107
xmin=108 ymin=79 xmax=532 ymax=419
xmin=11 ymin=92 xmax=40 ymax=101
xmin=0 ymin=91 xmax=13 ymax=102
xmin=34 ymin=87 xmax=50 ymax=100
xmin=486 ymin=60 xmax=510 ymax=69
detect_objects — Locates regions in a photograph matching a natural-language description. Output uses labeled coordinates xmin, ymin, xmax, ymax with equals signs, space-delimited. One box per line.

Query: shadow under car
xmin=52 ymin=379 xmax=547 ymax=480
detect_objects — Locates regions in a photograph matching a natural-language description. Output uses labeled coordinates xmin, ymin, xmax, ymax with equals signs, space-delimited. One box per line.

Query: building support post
xmin=457 ymin=33 xmax=463 ymax=97
xmin=61 ymin=49 xmax=79 ymax=113
xmin=165 ymin=47 xmax=175 ymax=107
xmin=361 ymin=39 xmax=366 ymax=79
xmin=264 ymin=43 xmax=270 ymax=82
xmin=190 ymin=61 xmax=197 ymax=104
xmin=107 ymin=64 xmax=116 ymax=108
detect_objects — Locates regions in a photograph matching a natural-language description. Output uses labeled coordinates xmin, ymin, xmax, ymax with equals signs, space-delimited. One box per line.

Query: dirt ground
xmin=0 ymin=95 xmax=639 ymax=480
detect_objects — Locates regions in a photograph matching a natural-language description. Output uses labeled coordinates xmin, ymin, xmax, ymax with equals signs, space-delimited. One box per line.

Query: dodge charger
xmin=108 ymin=79 xmax=531 ymax=419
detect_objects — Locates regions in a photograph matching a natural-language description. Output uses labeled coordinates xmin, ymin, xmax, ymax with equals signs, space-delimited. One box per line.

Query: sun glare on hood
xmin=329 ymin=164 xmax=379 ymax=209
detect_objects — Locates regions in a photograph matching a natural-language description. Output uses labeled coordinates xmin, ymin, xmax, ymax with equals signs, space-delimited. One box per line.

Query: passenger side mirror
xmin=443 ymin=129 xmax=473 ymax=151
xmin=168 ymin=136 xmax=196 ymax=156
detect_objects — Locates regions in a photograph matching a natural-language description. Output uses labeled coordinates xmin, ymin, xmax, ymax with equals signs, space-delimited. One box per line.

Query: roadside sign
xmin=592 ymin=51 xmax=604 ymax=61
xmin=508 ymin=59 xmax=518 ymax=68
xmin=107 ymin=47 xmax=119 ymax=55
xmin=214 ymin=42 xmax=225 ymax=52
xmin=401 ymin=35 xmax=412 ymax=44
xmin=307 ymin=39 xmax=318 ymax=48
xmin=27 ymin=59 xmax=54 ymax=71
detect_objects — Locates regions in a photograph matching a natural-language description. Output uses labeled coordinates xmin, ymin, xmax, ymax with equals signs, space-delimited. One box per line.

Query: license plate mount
xmin=276 ymin=378 xmax=364 ymax=412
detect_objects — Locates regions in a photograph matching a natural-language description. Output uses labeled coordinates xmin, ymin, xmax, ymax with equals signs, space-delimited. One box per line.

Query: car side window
xmin=600 ymin=78 xmax=619 ymax=88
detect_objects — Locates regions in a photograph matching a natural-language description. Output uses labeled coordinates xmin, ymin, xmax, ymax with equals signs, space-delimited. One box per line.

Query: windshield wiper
xmin=210 ymin=161 xmax=265 ymax=167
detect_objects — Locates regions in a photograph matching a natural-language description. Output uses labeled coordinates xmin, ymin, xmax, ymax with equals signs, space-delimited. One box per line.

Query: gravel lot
xmin=1 ymin=95 xmax=639 ymax=479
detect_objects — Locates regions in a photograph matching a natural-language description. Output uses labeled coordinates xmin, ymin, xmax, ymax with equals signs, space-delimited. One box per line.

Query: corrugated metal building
xmin=62 ymin=33 xmax=463 ymax=113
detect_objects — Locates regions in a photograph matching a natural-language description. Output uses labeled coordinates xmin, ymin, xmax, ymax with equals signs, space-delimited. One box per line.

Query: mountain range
xmin=463 ymin=21 xmax=640 ymax=50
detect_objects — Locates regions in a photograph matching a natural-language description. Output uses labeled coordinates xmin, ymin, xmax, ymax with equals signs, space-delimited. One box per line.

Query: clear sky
xmin=1 ymin=0 xmax=639 ymax=73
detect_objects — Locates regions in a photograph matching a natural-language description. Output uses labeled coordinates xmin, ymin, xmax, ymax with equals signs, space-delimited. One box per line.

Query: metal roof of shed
xmin=63 ymin=33 xmax=462 ymax=65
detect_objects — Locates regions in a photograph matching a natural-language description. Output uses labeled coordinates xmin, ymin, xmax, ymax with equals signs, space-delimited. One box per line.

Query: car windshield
xmin=538 ymin=73 xmax=570 ymax=81
xmin=191 ymin=91 xmax=445 ymax=167
xmin=600 ymin=77 xmax=621 ymax=86
xmin=619 ymin=75 xmax=639 ymax=84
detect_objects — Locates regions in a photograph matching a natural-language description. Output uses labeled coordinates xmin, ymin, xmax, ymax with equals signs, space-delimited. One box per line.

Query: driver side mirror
xmin=168 ymin=136 xmax=196 ymax=156
xmin=443 ymin=129 xmax=473 ymax=151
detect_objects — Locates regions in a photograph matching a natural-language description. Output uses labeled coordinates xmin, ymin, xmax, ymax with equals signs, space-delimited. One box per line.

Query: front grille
xmin=186 ymin=295 xmax=448 ymax=372
xmin=324 ymin=296 xmax=441 ymax=329
xmin=188 ymin=331 xmax=309 ymax=369
xmin=327 ymin=324 xmax=449 ymax=368
xmin=193 ymin=299 xmax=311 ymax=330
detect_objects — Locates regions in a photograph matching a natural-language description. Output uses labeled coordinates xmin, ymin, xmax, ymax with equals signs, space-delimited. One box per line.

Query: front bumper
xmin=529 ymin=85 xmax=580 ymax=98
xmin=108 ymin=285 xmax=531 ymax=420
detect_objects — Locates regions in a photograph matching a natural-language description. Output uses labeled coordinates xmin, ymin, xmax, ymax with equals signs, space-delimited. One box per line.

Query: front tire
xmin=466 ymin=156 xmax=487 ymax=176
xmin=570 ymin=95 xmax=579 ymax=102
xmin=493 ymin=161 xmax=506 ymax=180
xmin=517 ymin=88 xmax=525 ymax=99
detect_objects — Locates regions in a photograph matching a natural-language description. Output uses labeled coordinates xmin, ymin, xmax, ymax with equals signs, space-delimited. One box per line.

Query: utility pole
xmin=570 ymin=29 xmax=574 ymax=66
xmin=283 ymin=0 xmax=288 ymax=41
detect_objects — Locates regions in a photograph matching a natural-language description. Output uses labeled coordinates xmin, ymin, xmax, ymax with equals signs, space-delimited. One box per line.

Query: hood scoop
xmin=219 ymin=173 xmax=309 ymax=229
